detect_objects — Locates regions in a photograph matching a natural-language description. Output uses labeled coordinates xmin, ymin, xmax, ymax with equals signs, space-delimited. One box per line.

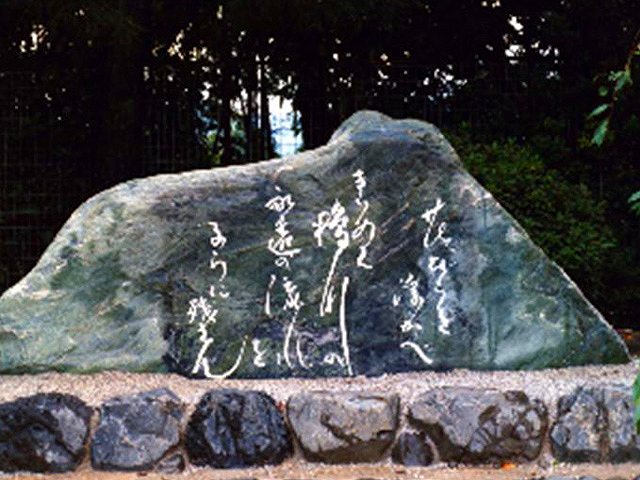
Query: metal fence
xmin=0 ymin=70 xmax=208 ymax=291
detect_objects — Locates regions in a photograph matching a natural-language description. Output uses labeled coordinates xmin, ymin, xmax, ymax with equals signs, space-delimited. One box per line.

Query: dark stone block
xmin=391 ymin=432 xmax=434 ymax=466
xmin=186 ymin=389 xmax=291 ymax=468
xmin=0 ymin=393 xmax=92 ymax=473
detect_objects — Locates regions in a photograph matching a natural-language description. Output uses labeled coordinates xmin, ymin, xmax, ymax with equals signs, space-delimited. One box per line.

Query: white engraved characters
xmin=313 ymin=200 xmax=350 ymax=317
xmin=352 ymin=170 xmax=376 ymax=270
xmin=394 ymin=272 xmax=433 ymax=365
xmin=265 ymin=189 xmax=301 ymax=270
xmin=187 ymin=169 xmax=382 ymax=379
xmin=188 ymin=222 xmax=247 ymax=379
xmin=395 ymin=197 xmax=455 ymax=366
xmin=397 ymin=273 xmax=425 ymax=333
xmin=251 ymin=338 xmax=268 ymax=368
xmin=421 ymin=198 xmax=451 ymax=250
xmin=264 ymin=187 xmax=309 ymax=370
xmin=312 ymin=169 xmax=377 ymax=375
xmin=399 ymin=341 xmax=434 ymax=365
xmin=421 ymin=198 xmax=454 ymax=335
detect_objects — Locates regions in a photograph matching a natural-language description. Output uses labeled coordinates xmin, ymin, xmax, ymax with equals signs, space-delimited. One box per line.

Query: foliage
xmin=205 ymin=117 xmax=249 ymax=166
xmin=630 ymin=191 xmax=640 ymax=216
xmin=449 ymin=129 xmax=617 ymax=302
xmin=631 ymin=188 xmax=640 ymax=219
xmin=588 ymin=29 xmax=640 ymax=219
xmin=589 ymin=32 xmax=640 ymax=146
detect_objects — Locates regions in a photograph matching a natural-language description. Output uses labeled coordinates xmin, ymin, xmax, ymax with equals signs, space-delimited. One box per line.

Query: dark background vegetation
xmin=0 ymin=0 xmax=638 ymax=328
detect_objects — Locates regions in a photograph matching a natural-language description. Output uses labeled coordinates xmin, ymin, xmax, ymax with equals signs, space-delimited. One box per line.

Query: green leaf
xmin=631 ymin=191 xmax=640 ymax=216
xmin=609 ymin=70 xmax=624 ymax=82
xmin=591 ymin=118 xmax=609 ymax=146
xmin=598 ymin=85 xmax=609 ymax=97
xmin=588 ymin=104 xmax=609 ymax=119
xmin=634 ymin=374 xmax=640 ymax=432
xmin=614 ymin=69 xmax=632 ymax=92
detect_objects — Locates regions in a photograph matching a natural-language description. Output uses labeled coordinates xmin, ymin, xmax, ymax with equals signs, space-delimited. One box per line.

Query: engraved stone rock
xmin=550 ymin=385 xmax=640 ymax=463
xmin=0 ymin=393 xmax=92 ymax=473
xmin=0 ymin=110 xmax=629 ymax=378
xmin=287 ymin=391 xmax=399 ymax=463
xmin=91 ymin=388 xmax=183 ymax=471
xmin=186 ymin=389 xmax=291 ymax=468
xmin=408 ymin=387 xmax=547 ymax=464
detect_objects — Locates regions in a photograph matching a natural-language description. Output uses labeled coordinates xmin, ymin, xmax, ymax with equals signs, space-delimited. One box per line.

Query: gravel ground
xmin=0 ymin=362 xmax=636 ymax=411
xmin=1 ymin=462 xmax=639 ymax=480
xmin=0 ymin=362 xmax=638 ymax=479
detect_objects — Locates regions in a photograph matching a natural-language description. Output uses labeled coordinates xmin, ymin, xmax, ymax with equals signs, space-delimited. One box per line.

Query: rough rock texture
xmin=287 ymin=391 xmax=399 ymax=463
xmin=91 ymin=388 xmax=183 ymax=471
xmin=551 ymin=385 xmax=640 ymax=463
xmin=155 ymin=453 xmax=185 ymax=474
xmin=186 ymin=389 xmax=291 ymax=468
xmin=391 ymin=431 xmax=434 ymax=466
xmin=408 ymin=387 xmax=547 ymax=464
xmin=0 ymin=110 xmax=629 ymax=378
xmin=0 ymin=393 xmax=92 ymax=473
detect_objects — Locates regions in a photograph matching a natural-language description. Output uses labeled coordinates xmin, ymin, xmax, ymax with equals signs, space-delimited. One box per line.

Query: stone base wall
xmin=1 ymin=380 xmax=639 ymax=476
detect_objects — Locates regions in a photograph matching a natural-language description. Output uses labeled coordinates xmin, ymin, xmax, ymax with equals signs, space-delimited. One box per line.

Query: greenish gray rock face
xmin=0 ymin=111 xmax=629 ymax=378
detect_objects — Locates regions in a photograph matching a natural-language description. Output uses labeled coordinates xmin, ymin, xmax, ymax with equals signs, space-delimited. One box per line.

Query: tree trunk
xmin=221 ymin=72 xmax=232 ymax=165
xmin=259 ymin=56 xmax=269 ymax=159
xmin=244 ymin=54 xmax=258 ymax=162
xmin=220 ymin=23 xmax=232 ymax=165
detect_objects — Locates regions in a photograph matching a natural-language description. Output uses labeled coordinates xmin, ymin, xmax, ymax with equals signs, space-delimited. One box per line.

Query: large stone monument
xmin=0 ymin=111 xmax=629 ymax=378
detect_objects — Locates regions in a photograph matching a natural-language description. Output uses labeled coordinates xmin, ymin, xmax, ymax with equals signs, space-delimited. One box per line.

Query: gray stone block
xmin=408 ymin=387 xmax=547 ymax=464
xmin=551 ymin=385 xmax=640 ymax=463
xmin=91 ymin=388 xmax=183 ymax=471
xmin=287 ymin=391 xmax=399 ymax=463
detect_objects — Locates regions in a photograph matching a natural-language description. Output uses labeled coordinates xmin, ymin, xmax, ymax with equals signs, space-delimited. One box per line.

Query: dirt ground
xmin=0 ymin=362 xmax=639 ymax=479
